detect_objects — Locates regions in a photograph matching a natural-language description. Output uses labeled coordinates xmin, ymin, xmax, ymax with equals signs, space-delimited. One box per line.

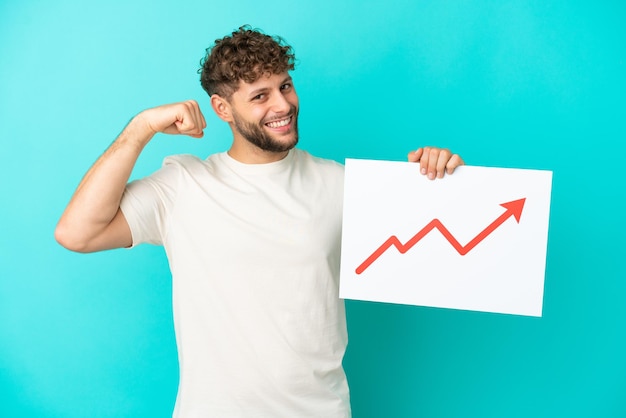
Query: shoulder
xmin=158 ymin=153 xmax=223 ymax=177
xmin=292 ymin=149 xmax=344 ymax=175
xmin=162 ymin=153 xmax=206 ymax=169
xmin=129 ymin=154 xmax=215 ymax=190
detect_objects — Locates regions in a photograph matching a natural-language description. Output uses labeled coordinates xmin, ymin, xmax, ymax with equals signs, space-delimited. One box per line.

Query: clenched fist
xmin=136 ymin=100 xmax=207 ymax=139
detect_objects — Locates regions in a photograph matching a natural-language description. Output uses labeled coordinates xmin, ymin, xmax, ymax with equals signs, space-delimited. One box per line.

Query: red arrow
xmin=355 ymin=198 xmax=526 ymax=275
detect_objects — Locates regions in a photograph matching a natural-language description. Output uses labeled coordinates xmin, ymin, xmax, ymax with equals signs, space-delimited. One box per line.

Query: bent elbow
xmin=54 ymin=222 xmax=91 ymax=253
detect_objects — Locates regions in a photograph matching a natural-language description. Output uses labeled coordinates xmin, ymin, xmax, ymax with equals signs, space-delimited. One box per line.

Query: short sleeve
xmin=120 ymin=157 xmax=182 ymax=247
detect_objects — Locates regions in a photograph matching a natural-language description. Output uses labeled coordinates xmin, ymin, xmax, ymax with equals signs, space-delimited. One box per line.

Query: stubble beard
xmin=232 ymin=106 xmax=299 ymax=153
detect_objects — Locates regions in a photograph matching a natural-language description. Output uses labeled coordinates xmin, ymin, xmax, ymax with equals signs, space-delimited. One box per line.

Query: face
xmin=228 ymin=73 xmax=299 ymax=153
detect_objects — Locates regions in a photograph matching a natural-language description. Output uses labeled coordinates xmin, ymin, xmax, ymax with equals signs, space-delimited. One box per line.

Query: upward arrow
xmin=355 ymin=198 xmax=527 ymax=275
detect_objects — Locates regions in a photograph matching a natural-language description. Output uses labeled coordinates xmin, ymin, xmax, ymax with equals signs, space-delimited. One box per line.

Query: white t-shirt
xmin=120 ymin=149 xmax=350 ymax=418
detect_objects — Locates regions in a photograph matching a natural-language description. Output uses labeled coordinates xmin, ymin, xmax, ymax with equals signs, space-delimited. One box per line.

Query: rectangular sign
xmin=340 ymin=159 xmax=553 ymax=317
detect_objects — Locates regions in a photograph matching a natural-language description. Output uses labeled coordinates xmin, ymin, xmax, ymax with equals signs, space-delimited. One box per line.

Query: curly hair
xmin=199 ymin=25 xmax=296 ymax=98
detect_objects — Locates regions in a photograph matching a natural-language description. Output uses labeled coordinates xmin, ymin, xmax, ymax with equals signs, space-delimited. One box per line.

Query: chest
xmin=165 ymin=169 xmax=343 ymax=265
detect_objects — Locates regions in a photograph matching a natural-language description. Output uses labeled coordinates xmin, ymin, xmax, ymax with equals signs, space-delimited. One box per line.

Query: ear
xmin=210 ymin=94 xmax=233 ymax=122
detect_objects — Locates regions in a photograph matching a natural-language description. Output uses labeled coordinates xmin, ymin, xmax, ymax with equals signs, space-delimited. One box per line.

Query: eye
xmin=252 ymin=93 xmax=265 ymax=101
xmin=280 ymin=83 xmax=292 ymax=91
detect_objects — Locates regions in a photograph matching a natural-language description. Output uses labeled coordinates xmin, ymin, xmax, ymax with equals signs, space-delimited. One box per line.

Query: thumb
xmin=408 ymin=148 xmax=423 ymax=162
xmin=187 ymin=131 xmax=205 ymax=139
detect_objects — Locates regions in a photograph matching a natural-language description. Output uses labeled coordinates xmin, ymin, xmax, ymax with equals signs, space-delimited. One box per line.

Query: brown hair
xmin=199 ymin=25 xmax=296 ymax=98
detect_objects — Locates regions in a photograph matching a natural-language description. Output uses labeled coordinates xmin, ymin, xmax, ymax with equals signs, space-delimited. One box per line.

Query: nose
xmin=269 ymin=90 xmax=291 ymax=115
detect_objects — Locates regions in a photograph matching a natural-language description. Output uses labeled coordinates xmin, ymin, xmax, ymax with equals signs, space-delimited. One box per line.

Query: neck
xmin=227 ymin=139 xmax=290 ymax=164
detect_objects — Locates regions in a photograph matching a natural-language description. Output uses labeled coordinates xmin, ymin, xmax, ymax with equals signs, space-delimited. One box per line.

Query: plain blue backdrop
xmin=1 ymin=1 xmax=625 ymax=417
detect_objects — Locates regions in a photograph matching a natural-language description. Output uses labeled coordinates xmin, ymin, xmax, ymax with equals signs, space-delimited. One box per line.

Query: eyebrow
xmin=247 ymin=76 xmax=293 ymax=99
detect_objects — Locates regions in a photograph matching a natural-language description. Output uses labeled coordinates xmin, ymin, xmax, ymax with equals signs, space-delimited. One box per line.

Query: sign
xmin=340 ymin=159 xmax=553 ymax=317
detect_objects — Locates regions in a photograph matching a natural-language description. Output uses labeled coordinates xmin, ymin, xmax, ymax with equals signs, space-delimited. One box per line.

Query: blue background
xmin=1 ymin=1 xmax=624 ymax=417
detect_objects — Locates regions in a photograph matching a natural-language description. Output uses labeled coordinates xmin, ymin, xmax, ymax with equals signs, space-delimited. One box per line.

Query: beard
xmin=232 ymin=105 xmax=299 ymax=153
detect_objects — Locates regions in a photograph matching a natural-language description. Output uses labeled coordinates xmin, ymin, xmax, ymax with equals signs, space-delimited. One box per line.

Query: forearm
xmin=55 ymin=117 xmax=154 ymax=251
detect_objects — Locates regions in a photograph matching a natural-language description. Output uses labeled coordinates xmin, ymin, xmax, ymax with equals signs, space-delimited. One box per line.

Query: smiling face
xmin=212 ymin=72 xmax=300 ymax=163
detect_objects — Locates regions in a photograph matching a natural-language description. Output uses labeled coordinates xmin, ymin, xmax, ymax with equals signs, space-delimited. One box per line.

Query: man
xmin=55 ymin=26 xmax=463 ymax=417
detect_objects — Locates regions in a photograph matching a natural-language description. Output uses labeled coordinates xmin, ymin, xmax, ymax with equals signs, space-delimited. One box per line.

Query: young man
xmin=55 ymin=26 xmax=463 ymax=417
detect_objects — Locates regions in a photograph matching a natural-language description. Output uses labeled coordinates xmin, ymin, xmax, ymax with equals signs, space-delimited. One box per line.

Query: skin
xmin=54 ymin=71 xmax=463 ymax=253
xmin=211 ymin=73 xmax=300 ymax=164
xmin=409 ymin=146 xmax=464 ymax=180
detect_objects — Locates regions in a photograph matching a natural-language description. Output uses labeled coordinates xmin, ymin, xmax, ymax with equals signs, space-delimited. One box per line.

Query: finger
xmin=435 ymin=148 xmax=452 ymax=179
xmin=188 ymin=99 xmax=202 ymax=123
xmin=420 ymin=147 xmax=431 ymax=176
xmin=188 ymin=132 xmax=204 ymax=139
xmin=177 ymin=101 xmax=203 ymax=137
xmin=185 ymin=100 xmax=203 ymax=136
xmin=189 ymin=100 xmax=207 ymax=136
xmin=198 ymin=105 xmax=207 ymax=130
xmin=408 ymin=148 xmax=423 ymax=163
xmin=426 ymin=147 xmax=440 ymax=180
xmin=446 ymin=154 xmax=465 ymax=174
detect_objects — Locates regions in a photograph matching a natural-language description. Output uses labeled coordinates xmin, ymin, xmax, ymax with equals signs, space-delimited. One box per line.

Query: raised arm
xmin=55 ymin=100 xmax=206 ymax=253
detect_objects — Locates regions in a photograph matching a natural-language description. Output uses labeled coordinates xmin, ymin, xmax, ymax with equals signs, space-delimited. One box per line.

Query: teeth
xmin=266 ymin=117 xmax=291 ymax=128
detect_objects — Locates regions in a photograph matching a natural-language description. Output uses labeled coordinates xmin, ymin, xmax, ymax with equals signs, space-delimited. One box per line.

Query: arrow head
xmin=500 ymin=198 xmax=526 ymax=223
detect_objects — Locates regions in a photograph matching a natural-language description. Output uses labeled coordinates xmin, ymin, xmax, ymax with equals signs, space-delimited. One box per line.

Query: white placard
xmin=340 ymin=159 xmax=553 ymax=317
